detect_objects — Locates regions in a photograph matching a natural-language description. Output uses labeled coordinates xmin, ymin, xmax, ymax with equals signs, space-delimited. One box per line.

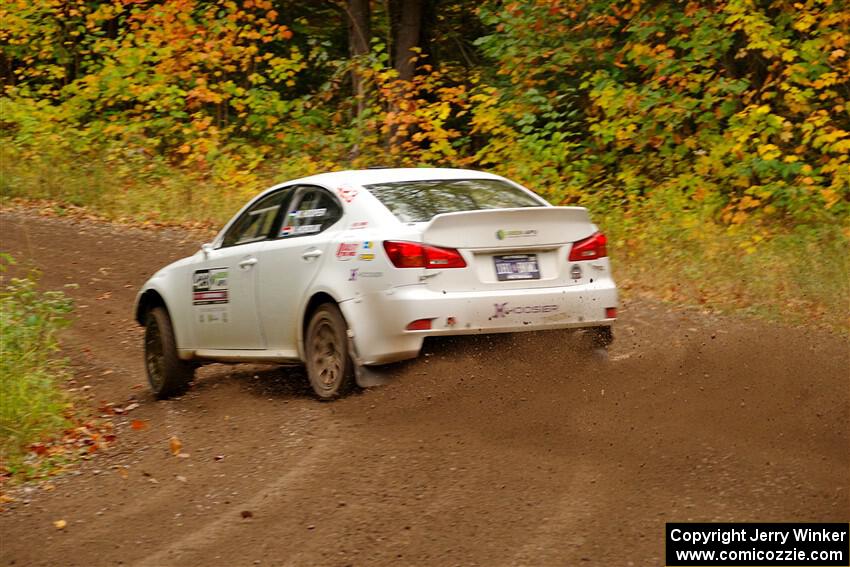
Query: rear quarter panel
xmin=303 ymin=185 xmax=426 ymax=359
xmin=311 ymin=181 xmax=423 ymax=302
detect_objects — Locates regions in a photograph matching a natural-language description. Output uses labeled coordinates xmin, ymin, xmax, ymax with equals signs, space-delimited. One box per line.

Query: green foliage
xmin=473 ymin=0 xmax=849 ymax=223
xmin=0 ymin=256 xmax=75 ymax=470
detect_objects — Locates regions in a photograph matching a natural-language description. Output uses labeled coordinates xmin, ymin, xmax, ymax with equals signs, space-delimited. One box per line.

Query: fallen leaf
xmin=53 ymin=519 xmax=67 ymax=530
xmin=42 ymin=483 xmax=56 ymax=492
xmin=169 ymin=436 xmax=182 ymax=456
xmin=118 ymin=468 xmax=129 ymax=479
xmin=124 ymin=402 xmax=140 ymax=412
xmin=131 ymin=420 xmax=147 ymax=430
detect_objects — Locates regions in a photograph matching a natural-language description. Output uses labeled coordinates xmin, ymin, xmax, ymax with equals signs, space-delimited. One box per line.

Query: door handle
xmin=301 ymin=249 xmax=323 ymax=260
xmin=238 ymin=257 xmax=258 ymax=269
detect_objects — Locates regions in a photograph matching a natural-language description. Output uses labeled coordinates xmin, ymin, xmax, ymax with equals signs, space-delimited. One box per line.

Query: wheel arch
xmin=299 ymin=291 xmax=342 ymax=358
xmin=135 ymin=289 xmax=169 ymax=326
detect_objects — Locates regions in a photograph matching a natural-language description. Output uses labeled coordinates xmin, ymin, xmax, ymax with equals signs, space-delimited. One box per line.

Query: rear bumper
xmin=340 ymin=279 xmax=617 ymax=365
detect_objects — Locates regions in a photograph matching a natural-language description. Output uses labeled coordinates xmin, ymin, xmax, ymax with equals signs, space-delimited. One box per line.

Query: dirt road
xmin=1 ymin=210 xmax=847 ymax=567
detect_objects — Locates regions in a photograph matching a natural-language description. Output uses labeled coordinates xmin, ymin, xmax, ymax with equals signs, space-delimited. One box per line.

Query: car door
xmin=255 ymin=185 xmax=344 ymax=353
xmin=192 ymin=189 xmax=291 ymax=350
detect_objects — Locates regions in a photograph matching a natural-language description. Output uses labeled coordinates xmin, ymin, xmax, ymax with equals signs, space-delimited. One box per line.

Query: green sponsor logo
xmin=496 ymin=229 xmax=537 ymax=240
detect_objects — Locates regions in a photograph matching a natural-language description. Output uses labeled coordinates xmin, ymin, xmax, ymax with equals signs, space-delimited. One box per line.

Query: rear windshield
xmin=364 ymin=178 xmax=544 ymax=223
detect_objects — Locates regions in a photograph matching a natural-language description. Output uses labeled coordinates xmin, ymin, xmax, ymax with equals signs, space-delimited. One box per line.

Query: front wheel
xmin=305 ymin=303 xmax=356 ymax=400
xmin=144 ymin=307 xmax=194 ymax=399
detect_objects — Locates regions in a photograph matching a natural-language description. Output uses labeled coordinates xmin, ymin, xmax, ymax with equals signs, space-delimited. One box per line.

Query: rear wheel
xmin=144 ymin=307 xmax=194 ymax=399
xmin=305 ymin=303 xmax=356 ymax=400
xmin=578 ymin=326 xmax=613 ymax=362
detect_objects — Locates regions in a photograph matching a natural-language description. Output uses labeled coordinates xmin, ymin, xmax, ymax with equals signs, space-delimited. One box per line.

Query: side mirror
xmin=201 ymin=243 xmax=213 ymax=258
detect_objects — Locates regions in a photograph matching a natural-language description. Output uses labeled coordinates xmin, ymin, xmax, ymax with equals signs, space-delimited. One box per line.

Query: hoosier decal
xmin=489 ymin=302 xmax=558 ymax=320
xmin=347 ymin=268 xmax=382 ymax=281
xmin=193 ymin=268 xmax=229 ymax=305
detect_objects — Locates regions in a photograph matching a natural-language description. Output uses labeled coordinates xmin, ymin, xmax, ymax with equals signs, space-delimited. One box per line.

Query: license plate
xmin=494 ymin=254 xmax=540 ymax=281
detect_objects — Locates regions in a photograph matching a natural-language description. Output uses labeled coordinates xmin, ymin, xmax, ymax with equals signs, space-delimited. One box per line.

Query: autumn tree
xmin=344 ymin=0 xmax=371 ymax=123
xmin=392 ymin=0 xmax=424 ymax=81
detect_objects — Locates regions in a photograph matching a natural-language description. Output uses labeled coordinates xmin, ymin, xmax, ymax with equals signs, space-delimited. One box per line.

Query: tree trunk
xmin=393 ymin=0 xmax=422 ymax=81
xmin=346 ymin=0 xmax=371 ymax=142
xmin=345 ymin=0 xmax=372 ymax=159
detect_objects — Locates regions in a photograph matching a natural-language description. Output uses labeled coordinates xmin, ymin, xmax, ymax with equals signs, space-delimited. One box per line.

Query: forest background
xmin=2 ymin=0 xmax=848 ymax=330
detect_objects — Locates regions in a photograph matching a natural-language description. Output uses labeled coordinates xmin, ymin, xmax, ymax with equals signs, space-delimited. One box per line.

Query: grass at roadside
xmin=0 ymin=143 xmax=317 ymax=227
xmin=0 ymin=256 xmax=75 ymax=479
xmin=600 ymin=205 xmax=849 ymax=333
xmin=614 ymin=224 xmax=848 ymax=331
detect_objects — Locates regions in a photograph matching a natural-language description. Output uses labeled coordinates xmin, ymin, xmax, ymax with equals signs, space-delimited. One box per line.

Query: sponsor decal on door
xmin=193 ymin=268 xmax=229 ymax=305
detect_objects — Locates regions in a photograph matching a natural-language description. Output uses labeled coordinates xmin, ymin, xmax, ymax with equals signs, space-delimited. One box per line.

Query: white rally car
xmin=135 ymin=168 xmax=617 ymax=399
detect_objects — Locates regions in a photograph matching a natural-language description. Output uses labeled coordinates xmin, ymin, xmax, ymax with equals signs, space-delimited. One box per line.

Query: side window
xmin=277 ymin=186 xmax=342 ymax=238
xmin=222 ymin=190 xmax=289 ymax=248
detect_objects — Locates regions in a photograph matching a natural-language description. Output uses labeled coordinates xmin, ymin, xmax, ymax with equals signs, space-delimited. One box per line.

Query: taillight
xmin=383 ymin=241 xmax=467 ymax=269
xmin=405 ymin=318 xmax=433 ymax=331
xmin=568 ymin=232 xmax=607 ymax=261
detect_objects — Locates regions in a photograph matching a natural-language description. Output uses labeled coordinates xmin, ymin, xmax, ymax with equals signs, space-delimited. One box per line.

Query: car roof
xmin=283 ymin=167 xmax=505 ymax=188
xmin=214 ymin=168 xmax=534 ymax=246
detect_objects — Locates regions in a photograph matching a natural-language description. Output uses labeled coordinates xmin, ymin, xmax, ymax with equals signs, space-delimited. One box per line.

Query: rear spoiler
xmin=423 ymin=207 xmax=596 ymax=248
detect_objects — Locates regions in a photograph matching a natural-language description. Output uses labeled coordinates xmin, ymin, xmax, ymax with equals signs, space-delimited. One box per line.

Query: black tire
xmin=584 ymin=326 xmax=613 ymax=348
xmin=144 ymin=307 xmax=194 ymax=399
xmin=577 ymin=326 xmax=613 ymax=362
xmin=305 ymin=303 xmax=356 ymax=400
